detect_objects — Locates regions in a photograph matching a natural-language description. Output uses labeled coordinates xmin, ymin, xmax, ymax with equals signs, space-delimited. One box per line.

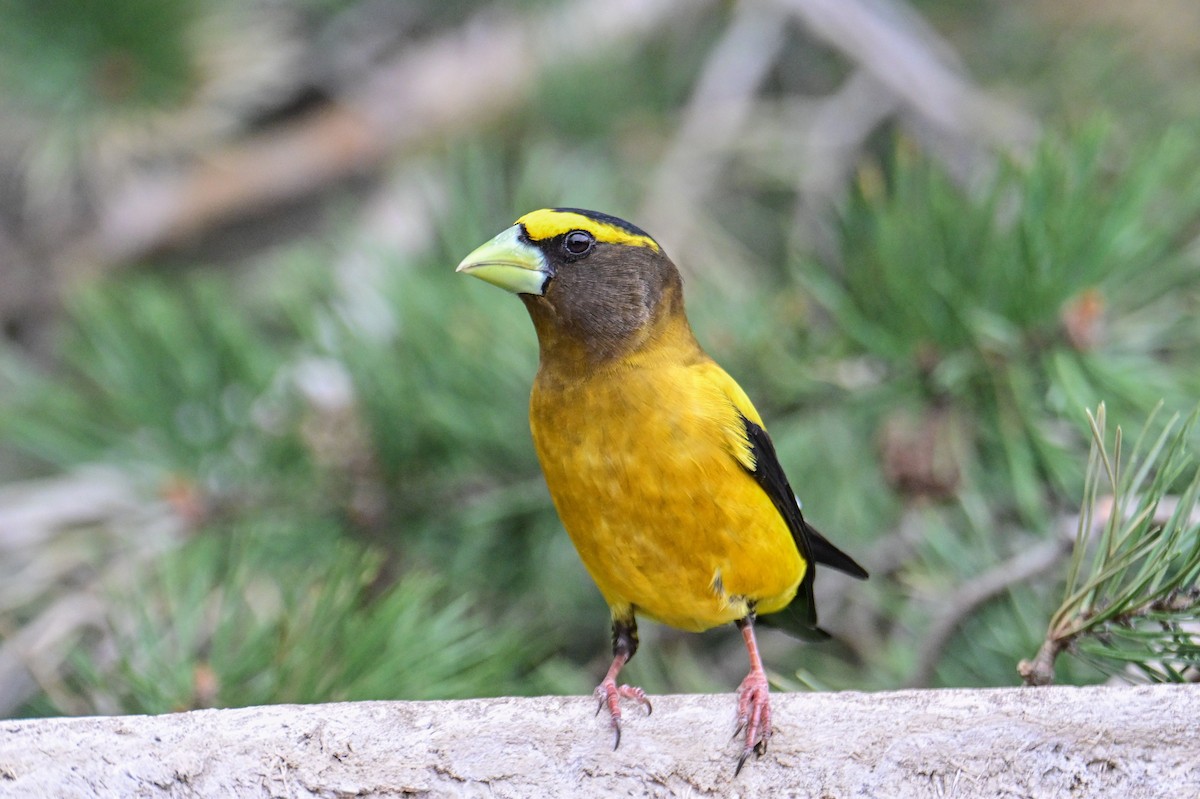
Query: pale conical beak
xmin=456 ymin=225 xmax=549 ymax=296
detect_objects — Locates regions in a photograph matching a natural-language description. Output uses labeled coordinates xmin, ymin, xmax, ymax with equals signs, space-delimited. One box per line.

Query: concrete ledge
xmin=2 ymin=685 xmax=1198 ymax=797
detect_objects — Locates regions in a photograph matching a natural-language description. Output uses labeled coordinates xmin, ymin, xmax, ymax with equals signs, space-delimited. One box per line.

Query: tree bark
xmin=1 ymin=686 xmax=1197 ymax=797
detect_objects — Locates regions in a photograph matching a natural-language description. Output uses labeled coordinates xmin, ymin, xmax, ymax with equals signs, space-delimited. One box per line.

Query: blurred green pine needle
xmin=803 ymin=125 xmax=1200 ymax=520
xmin=1021 ymin=403 xmax=1200 ymax=685
xmin=1 ymin=276 xmax=305 ymax=483
xmin=0 ymin=0 xmax=197 ymax=119
xmin=48 ymin=534 xmax=528 ymax=715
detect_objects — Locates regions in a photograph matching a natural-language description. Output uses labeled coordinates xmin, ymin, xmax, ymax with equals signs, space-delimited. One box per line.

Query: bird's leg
xmin=595 ymin=615 xmax=651 ymax=749
xmin=734 ymin=610 xmax=771 ymax=775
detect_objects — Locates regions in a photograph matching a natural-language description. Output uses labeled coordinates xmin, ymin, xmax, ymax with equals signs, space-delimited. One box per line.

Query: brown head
xmin=456 ymin=208 xmax=695 ymax=370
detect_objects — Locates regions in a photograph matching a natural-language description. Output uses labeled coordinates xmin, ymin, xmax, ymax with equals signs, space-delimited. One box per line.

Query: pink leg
xmin=734 ymin=615 xmax=771 ymax=774
xmin=595 ymin=617 xmax=652 ymax=749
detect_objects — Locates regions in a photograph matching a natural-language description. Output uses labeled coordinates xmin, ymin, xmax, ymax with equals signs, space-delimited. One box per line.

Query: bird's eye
xmin=563 ymin=230 xmax=595 ymax=256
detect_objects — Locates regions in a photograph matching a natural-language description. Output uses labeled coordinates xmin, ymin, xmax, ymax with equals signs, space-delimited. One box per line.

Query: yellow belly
xmin=530 ymin=359 xmax=805 ymax=631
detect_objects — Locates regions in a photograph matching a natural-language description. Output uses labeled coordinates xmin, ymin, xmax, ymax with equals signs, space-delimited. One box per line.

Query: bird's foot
xmin=733 ymin=669 xmax=772 ymax=775
xmin=594 ymin=680 xmax=652 ymax=749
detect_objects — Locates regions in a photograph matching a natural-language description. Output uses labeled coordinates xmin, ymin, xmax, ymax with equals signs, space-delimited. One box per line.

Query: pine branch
xmin=1020 ymin=403 xmax=1200 ymax=685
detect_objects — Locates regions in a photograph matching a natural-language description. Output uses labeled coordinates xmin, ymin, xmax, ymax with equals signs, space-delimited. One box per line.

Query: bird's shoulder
xmin=677 ymin=357 xmax=766 ymax=471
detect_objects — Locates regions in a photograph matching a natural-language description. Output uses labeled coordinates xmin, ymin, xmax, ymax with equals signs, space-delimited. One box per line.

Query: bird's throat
xmin=521 ymin=290 xmax=701 ymax=379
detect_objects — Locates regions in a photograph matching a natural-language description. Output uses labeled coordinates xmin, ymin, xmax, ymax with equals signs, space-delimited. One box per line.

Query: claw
xmin=595 ymin=681 xmax=651 ymax=750
xmin=733 ymin=737 xmax=768 ymax=776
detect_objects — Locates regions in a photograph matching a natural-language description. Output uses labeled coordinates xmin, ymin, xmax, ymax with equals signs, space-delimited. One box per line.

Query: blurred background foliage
xmin=2 ymin=0 xmax=1199 ymax=719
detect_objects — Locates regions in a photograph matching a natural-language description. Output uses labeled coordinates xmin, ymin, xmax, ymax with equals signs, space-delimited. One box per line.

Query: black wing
xmin=739 ymin=414 xmax=868 ymax=639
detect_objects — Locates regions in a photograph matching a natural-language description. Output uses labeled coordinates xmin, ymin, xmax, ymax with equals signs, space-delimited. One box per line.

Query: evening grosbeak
xmin=457 ymin=208 xmax=866 ymax=773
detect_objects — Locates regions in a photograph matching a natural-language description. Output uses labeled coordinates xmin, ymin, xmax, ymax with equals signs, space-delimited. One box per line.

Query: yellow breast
xmin=530 ymin=354 xmax=805 ymax=632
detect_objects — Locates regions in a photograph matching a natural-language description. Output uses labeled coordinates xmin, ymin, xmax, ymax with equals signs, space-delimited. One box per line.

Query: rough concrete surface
xmin=1 ymin=685 xmax=1197 ymax=797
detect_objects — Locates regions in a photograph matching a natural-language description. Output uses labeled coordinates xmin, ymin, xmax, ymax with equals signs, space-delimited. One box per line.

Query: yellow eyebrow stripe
xmin=516 ymin=209 xmax=661 ymax=253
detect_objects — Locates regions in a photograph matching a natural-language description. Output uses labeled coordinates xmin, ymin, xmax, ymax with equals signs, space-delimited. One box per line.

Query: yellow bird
xmin=457 ymin=208 xmax=866 ymax=772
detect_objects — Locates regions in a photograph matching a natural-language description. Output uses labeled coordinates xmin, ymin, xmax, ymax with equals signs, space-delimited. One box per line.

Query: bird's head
xmin=457 ymin=208 xmax=689 ymax=366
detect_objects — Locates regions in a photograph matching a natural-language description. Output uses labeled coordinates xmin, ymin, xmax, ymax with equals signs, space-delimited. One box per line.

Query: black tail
xmin=807 ymin=521 xmax=868 ymax=580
